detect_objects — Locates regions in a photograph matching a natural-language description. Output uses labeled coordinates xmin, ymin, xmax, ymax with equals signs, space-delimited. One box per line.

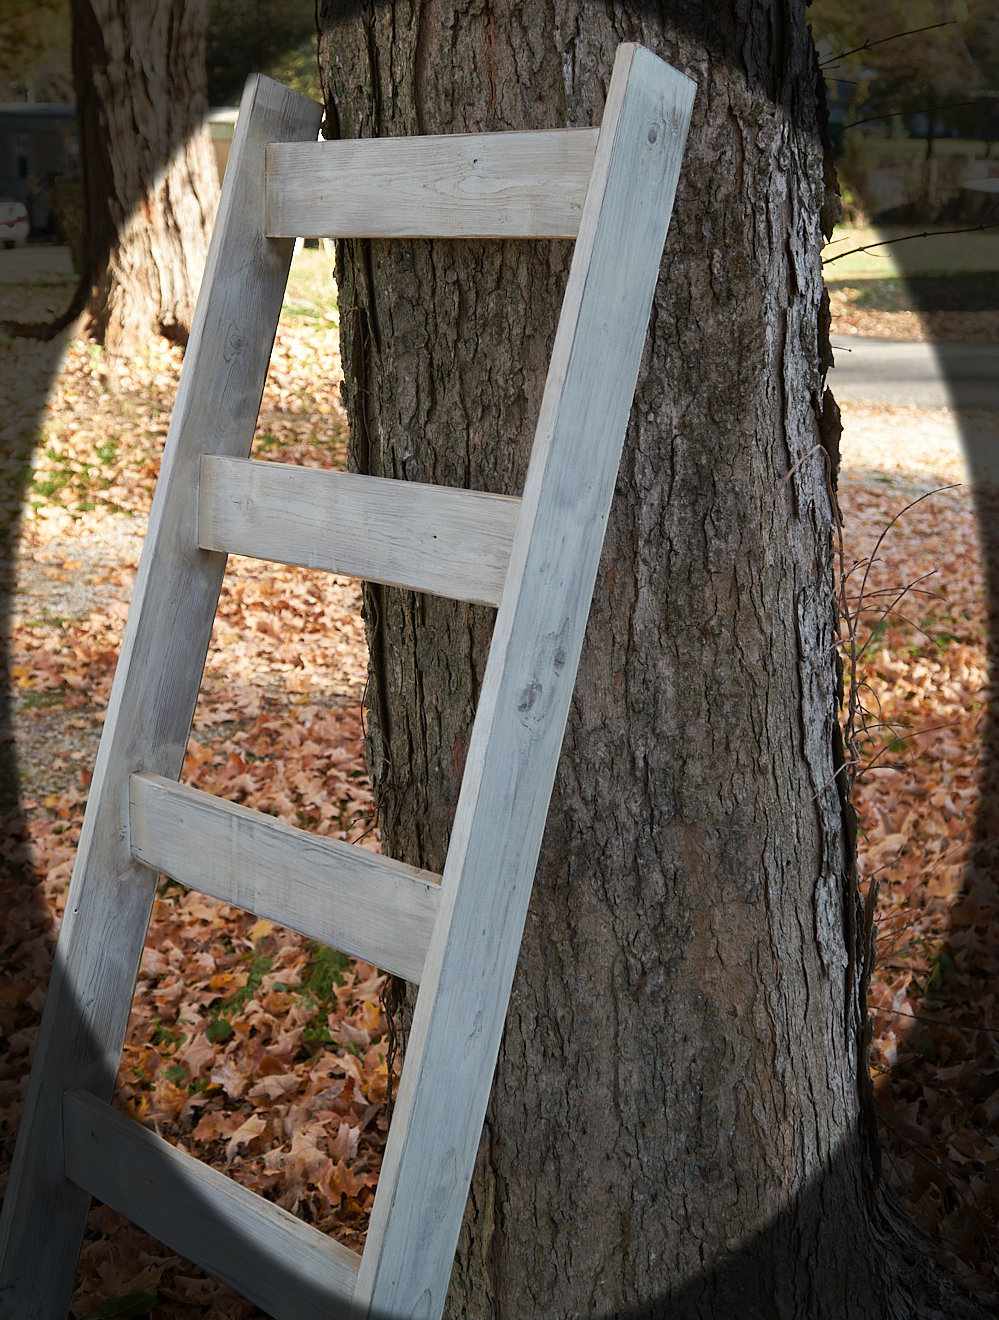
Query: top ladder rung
xmin=265 ymin=129 xmax=600 ymax=239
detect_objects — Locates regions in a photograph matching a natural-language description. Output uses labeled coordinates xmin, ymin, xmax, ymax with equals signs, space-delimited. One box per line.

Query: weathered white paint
xmin=266 ymin=129 xmax=599 ymax=239
xmin=129 ymin=773 xmax=440 ymax=984
xmin=198 ymin=456 xmax=520 ymax=606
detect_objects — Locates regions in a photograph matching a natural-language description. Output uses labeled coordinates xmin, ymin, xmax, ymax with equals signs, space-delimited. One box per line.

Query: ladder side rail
xmin=265 ymin=128 xmax=600 ymax=239
xmin=356 ymin=45 xmax=695 ymax=1320
xmin=0 ymin=76 xmax=323 ymax=1318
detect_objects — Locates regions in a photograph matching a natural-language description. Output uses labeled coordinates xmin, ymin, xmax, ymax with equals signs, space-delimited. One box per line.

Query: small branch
xmin=844 ymin=95 xmax=999 ymax=131
xmin=846 ymin=584 xmax=944 ymax=603
xmin=810 ymin=758 xmax=858 ymax=801
xmin=854 ymin=488 xmax=959 ymax=632
xmin=858 ymin=722 xmax=960 ymax=773
xmin=855 ymin=717 xmax=907 ymax=737
xmin=781 ymin=442 xmax=826 ymax=485
xmin=844 ymin=555 xmax=884 ymax=584
xmin=819 ymin=20 xmax=956 ymax=69
xmin=855 ymin=571 xmax=940 ymax=660
xmin=823 ymin=221 xmax=999 ymax=267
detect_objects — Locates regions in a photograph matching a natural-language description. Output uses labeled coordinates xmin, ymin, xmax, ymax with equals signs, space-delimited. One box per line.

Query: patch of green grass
xmin=905 ymin=628 xmax=962 ymax=658
xmin=31 ymin=469 xmax=72 ymax=500
xmin=27 ymin=613 xmax=70 ymax=629
xmin=864 ymin=618 xmax=890 ymax=648
xmin=152 ymin=1023 xmax=183 ymax=1050
xmin=225 ymin=951 xmax=274 ymax=1013
xmin=164 ymin=1063 xmax=187 ymax=1085
xmin=925 ymin=948 xmax=958 ymax=995
xmin=283 ymin=245 xmax=338 ymax=325
xmin=28 ymin=427 xmax=131 ymax=512
xmin=299 ymin=943 xmax=351 ymax=1055
xmin=204 ymin=947 xmax=274 ymax=1046
xmin=302 ymin=1017 xmax=334 ymax=1050
xmin=302 ymin=944 xmax=349 ymax=1002
xmin=19 ymin=690 xmax=64 ymax=710
xmin=205 ymin=1018 xmax=234 ymax=1045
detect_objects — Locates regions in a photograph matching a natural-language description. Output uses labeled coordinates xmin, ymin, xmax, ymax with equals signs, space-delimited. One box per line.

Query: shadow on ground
xmin=0 ymin=2 xmax=997 ymax=1316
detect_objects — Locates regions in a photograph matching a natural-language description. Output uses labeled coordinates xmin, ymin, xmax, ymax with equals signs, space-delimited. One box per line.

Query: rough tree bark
xmin=319 ymin=4 xmax=986 ymax=1317
xmin=70 ymin=0 xmax=219 ymax=350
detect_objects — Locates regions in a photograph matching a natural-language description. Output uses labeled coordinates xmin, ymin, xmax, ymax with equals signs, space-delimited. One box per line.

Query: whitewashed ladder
xmin=0 ymin=43 xmax=693 ymax=1320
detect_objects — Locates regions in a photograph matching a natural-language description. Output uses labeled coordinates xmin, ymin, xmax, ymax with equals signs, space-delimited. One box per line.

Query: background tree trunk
xmin=71 ymin=0 xmax=219 ymax=351
xmin=319 ymin=4 xmax=986 ymax=1316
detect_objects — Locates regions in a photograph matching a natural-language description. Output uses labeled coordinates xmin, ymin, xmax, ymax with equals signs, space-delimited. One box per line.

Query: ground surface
xmin=825 ymin=222 xmax=999 ymax=344
xmin=832 ymin=339 xmax=999 ymax=411
xmin=0 ymin=244 xmax=997 ymax=1314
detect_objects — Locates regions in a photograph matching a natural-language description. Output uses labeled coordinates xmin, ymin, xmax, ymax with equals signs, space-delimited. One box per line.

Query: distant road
xmin=831 ymin=336 xmax=999 ymax=410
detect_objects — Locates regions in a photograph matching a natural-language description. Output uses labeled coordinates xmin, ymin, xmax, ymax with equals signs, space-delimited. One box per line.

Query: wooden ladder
xmin=0 ymin=43 xmax=693 ymax=1320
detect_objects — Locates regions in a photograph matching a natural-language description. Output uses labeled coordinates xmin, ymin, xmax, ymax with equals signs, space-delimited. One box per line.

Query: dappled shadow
xmin=0 ymin=1 xmax=997 ymax=1316
xmin=847 ymin=271 xmax=999 ymax=314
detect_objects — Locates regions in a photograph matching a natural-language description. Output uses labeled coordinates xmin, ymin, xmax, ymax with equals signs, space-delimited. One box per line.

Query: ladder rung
xmin=198 ymin=456 xmax=519 ymax=607
xmin=265 ymin=129 xmax=599 ymax=239
xmin=129 ymin=774 xmax=440 ymax=984
xmin=64 ymin=1090 xmax=360 ymax=1318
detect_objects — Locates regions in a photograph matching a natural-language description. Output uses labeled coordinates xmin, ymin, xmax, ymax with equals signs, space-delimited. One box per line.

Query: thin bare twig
xmin=855 ymin=488 xmax=959 ymax=632
xmin=823 ymin=222 xmax=999 ymax=267
xmin=819 ymin=20 xmax=955 ymax=69
xmin=844 ymin=96 xmax=999 ymax=131
xmin=857 ymin=723 xmax=960 ymax=779
xmin=855 ymin=571 xmax=940 ymax=659
xmin=846 ymin=584 xmax=944 ymax=604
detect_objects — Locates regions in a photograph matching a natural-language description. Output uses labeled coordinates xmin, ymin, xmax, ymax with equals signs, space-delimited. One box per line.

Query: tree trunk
xmin=71 ymin=0 xmax=219 ymax=351
xmin=318 ymin=5 xmax=987 ymax=1317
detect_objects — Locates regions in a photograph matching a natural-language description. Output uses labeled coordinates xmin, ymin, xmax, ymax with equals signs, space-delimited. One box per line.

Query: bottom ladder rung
xmin=64 ymin=1090 xmax=361 ymax=1319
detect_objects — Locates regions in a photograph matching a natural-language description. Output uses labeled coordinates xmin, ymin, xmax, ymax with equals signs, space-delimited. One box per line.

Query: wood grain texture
xmin=129 ymin=773 xmax=441 ymax=984
xmin=199 ymin=456 xmax=520 ymax=606
xmin=0 ymin=77 xmax=323 ymax=1320
xmin=265 ymin=129 xmax=598 ymax=238
xmin=64 ymin=1091 xmax=361 ymax=1319
xmin=354 ymin=45 xmax=694 ymax=1320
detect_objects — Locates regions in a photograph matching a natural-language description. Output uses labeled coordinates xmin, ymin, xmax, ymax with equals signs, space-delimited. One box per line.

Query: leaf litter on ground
xmin=0 ymin=258 xmax=996 ymax=1312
